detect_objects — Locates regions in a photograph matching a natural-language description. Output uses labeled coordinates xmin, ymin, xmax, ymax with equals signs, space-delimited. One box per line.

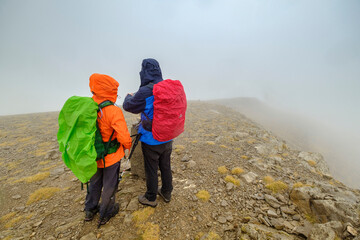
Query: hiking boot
xmin=84 ymin=206 xmax=99 ymax=221
xmin=138 ymin=195 xmax=158 ymax=207
xmin=158 ymin=187 xmax=171 ymax=203
xmin=98 ymin=203 xmax=119 ymax=225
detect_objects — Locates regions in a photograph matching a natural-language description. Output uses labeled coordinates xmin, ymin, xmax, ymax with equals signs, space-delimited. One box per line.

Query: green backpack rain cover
xmin=57 ymin=96 xmax=98 ymax=183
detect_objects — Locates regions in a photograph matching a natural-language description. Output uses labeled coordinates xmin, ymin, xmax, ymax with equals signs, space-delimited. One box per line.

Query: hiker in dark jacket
xmin=123 ymin=58 xmax=173 ymax=207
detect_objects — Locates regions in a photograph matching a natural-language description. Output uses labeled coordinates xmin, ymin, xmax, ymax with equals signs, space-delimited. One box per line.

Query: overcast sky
xmin=0 ymin=0 xmax=359 ymax=132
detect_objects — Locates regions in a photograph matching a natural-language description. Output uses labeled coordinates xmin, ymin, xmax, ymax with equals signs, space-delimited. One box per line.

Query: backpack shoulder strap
xmin=98 ymin=100 xmax=114 ymax=110
xmin=146 ymin=82 xmax=155 ymax=90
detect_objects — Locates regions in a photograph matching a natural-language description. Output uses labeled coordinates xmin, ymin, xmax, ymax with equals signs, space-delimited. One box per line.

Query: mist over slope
xmin=210 ymin=97 xmax=360 ymax=189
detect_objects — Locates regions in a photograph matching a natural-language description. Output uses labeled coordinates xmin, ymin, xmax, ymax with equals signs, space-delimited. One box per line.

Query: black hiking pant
xmin=142 ymin=141 xmax=173 ymax=201
xmin=85 ymin=161 xmax=120 ymax=218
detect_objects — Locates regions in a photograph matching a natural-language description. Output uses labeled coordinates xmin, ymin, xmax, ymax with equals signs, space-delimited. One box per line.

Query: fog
xmin=0 ymin=1 xmax=359 ymax=187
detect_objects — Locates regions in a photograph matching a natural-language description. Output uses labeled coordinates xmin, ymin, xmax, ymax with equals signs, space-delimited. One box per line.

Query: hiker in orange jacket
xmin=85 ymin=73 xmax=132 ymax=225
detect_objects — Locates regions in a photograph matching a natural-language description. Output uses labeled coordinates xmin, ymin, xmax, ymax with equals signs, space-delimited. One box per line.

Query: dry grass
xmin=0 ymin=141 xmax=17 ymax=147
xmin=231 ymin=167 xmax=244 ymax=175
xmin=0 ymin=212 xmax=16 ymax=222
xmin=191 ymin=140 xmax=198 ymax=144
xmin=247 ymin=139 xmax=256 ymax=144
xmin=265 ymin=181 xmax=288 ymax=193
xmin=217 ymin=166 xmax=228 ymax=174
xmin=224 ymin=175 xmax=240 ymax=186
xmin=4 ymin=216 xmax=22 ymax=229
xmin=293 ymin=182 xmax=305 ymax=188
xmin=308 ymin=160 xmax=317 ymax=167
xmin=263 ymin=176 xmax=275 ymax=184
xmin=6 ymin=162 xmax=18 ymax=170
xmin=196 ymin=231 xmax=221 ymax=240
xmin=220 ymin=145 xmax=228 ymax=149
xmin=206 ymin=141 xmax=215 ymax=145
xmin=241 ymin=155 xmax=249 ymax=160
xmin=196 ymin=190 xmax=210 ymax=202
xmin=18 ymin=136 xmax=34 ymax=142
xmin=40 ymin=165 xmax=56 ymax=171
xmin=234 ymin=148 xmax=242 ymax=151
xmin=39 ymin=160 xmax=50 ymax=165
xmin=15 ymin=172 xmax=50 ymax=183
xmin=27 ymin=187 xmax=61 ymax=205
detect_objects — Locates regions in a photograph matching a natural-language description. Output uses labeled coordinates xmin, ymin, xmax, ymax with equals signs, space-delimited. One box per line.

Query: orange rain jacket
xmin=89 ymin=73 xmax=132 ymax=168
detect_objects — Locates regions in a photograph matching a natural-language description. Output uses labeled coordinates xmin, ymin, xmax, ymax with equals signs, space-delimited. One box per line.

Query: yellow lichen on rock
xmin=231 ymin=167 xmax=244 ymax=175
xmin=132 ymin=207 xmax=155 ymax=225
xmin=265 ymin=181 xmax=288 ymax=193
xmin=196 ymin=190 xmax=210 ymax=202
xmin=141 ymin=222 xmax=160 ymax=240
xmin=224 ymin=175 xmax=240 ymax=186
xmin=217 ymin=166 xmax=228 ymax=174
xmin=27 ymin=187 xmax=61 ymax=205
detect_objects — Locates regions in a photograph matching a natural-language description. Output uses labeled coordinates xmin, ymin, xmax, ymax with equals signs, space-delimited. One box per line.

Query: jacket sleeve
xmin=111 ymin=108 xmax=132 ymax=150
xmin=123 ymin=88 xmax=148 ymax=114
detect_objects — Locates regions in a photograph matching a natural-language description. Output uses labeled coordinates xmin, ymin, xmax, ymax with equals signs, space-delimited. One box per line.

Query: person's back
xmin=85 ymin=73 xmax=132 ymax=225
xmin=123 ymin=59 xmax=173 ymax=207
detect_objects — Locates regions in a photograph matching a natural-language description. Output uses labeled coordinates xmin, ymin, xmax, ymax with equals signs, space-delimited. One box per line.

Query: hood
xmin=89 ymin=73 xmax=119 ymax=104
xmin=139 ymin=58 xmax=163 ymax=87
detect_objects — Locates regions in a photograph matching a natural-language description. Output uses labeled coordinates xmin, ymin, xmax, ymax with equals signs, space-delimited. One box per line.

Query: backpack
xmin=146 ymin=79 xmax=187 ymax=142
xmin=57 ymin=96 xmax=120 ymax=183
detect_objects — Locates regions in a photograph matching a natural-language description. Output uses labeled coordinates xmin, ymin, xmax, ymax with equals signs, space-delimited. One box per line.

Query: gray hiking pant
xmin=85 ymin=161 xmax=120 ymax=218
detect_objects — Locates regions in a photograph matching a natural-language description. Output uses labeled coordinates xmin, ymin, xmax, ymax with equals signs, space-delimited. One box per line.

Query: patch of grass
xmin=196 ymin=231 xmax=221 ymax=240
xmin=0 ymin=142 xmax=17 ymax=147
xmin=247 ymin=139 xmax=256 ymax=144
xmin=38 ymin=142 xmax=52 ymax=148
xmin=40 ymin=165 xmax=56 ymax=171
xmin=18 ymin=136 xmax=34 ymax=142
xmin=4 ymin=216 xmax=22 ymax=229
xmin=132 ymin=207 xmax=155 ymax=224
xmin=234 ymin=148 xmax=242 ymax=151
xmin=27 ymin=187 xmax=61 ymax=205
xmin=231 ymin=167 xmax=244 ymax=175
xmin=196 ymin=190 xmax=210 ymax=202
xmin=293 ymin=182 xmax=305 ymax=188
xmin=305 ymin=213 xmax=317 ymax=224
xmin=192 ymin=140 xmax=198 ymax=144
xmin=263 ymin=176 xmax=274 ymax=184
xmin=0 ymin=212 xmax=16 ymax=222
xmin=39 ymin=160 xmax=50 ymax=165
xmin=282 ymin=152 xmax=289 ymax=157
xmin=265 ymin=181 xmax=288 ymax=193
xmin=6 ymin=162 xmax=18 ymax=170
xmin=220 ymin=145 xmax=228 ymax=149
xmin=217 ymin=166 xmax=228 ymax=174
xmin=206 ymin=141 xmax=215 ymax=145
xmin=15 ymin=172 xmax=50 ymax=183
xmin=307 ymin=160 xmax=316 ymax=167
xmin=241 ymin=155 xmax=249 ymax=160
xmin=224 ymin=175 xmax=240 ymax=186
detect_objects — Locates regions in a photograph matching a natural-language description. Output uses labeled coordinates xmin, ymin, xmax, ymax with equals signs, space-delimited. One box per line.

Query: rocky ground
xmin=0 ymin=101 xmax=360 ymax=240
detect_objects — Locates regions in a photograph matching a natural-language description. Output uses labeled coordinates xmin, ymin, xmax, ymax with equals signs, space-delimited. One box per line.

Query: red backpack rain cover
xmin=152 ymin=79 xmax=187 ymax=142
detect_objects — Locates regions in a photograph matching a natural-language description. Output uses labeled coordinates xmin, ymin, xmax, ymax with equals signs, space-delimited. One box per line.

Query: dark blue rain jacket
xmin=123 ymin=58 xmax=172 ymax=145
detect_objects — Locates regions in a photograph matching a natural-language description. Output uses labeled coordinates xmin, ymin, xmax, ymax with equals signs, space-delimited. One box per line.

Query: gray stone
xmin=80 ymin=232 xmax=97 ymax=240
xmin=241 ymin=172 xmax=258 ymax=183
xmin=226 ymin=182 xmax=234 ymax=191
xmin=217 ymin=216 xmax=227 ymax=224
xmin=187 ymin=160 xmax=197 ymax=168
xmin=308 ymin=223 xmax=336 ymax=240
xmin=130 ymin=125 xmax=145 ymax=179
xmin=51 ymin=167 xmax=64 ymax=176
xmin=220 ymin=200 xmax=228 ymax=207
xmin=267 ymin=209 xmax=278 ymax=218
xmin=281 ymin=206 xmax=296 ymax=215
xmin=181 ymin=154 xmax=191 ymax=162
xmin=11 ymin=195 xmax=21 ymax=200
xmin=270 ymin=218 xmax=285 ymax=230
xmin=126 ymin=197 xmax=139 ymax=211
xmin=264 ymin=194 xmax=281 ymax=208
